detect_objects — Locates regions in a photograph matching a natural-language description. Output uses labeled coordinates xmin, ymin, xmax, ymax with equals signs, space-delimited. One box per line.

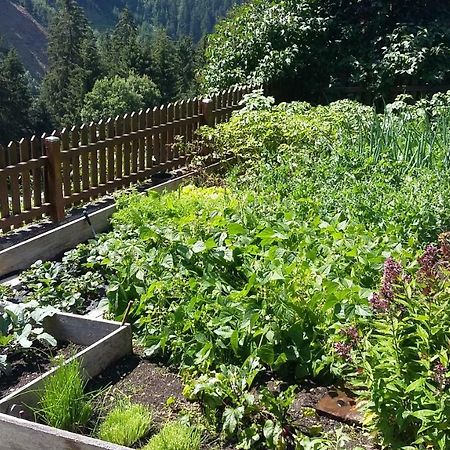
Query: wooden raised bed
xmin=0 ymin=312 xmax=132 ymax=450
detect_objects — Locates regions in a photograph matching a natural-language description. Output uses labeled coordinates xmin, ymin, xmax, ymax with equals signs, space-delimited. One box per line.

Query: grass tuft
xmin=143 ymin=421 xmax=201 ymax=450
xmin=98 ymin=401 xmax=152 ymax=446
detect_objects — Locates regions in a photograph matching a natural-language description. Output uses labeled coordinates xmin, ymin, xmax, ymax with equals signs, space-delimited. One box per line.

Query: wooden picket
xmin=0 ymin=85 xmax=252 ymax=233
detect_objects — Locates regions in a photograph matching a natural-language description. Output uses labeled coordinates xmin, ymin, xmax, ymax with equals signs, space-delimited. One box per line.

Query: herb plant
xmin=38 ymin=358 xmax=92 ymax=432
xmin=98 ymin=401 xmax=152 ymax=446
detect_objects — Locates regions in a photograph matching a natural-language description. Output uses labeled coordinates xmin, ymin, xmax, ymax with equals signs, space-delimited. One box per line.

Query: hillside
xmin=0 ymin=0 xmax=48 ymax=79
xmin=12 ymin=0 xmax=245 ymax=39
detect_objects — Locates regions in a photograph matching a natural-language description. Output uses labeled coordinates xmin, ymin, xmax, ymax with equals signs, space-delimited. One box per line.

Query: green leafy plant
xmin=98 ymin=401 xmax=152 ymax=446
xmin=38 ymin=358 xmax=92 ymax=432
xmin=0 ymin=301 xmax=57 ymax=375
xmin=143 ymin=421 xmax=201 ymax=450
xmin=331 ymin=236 xmax=450 ymax=449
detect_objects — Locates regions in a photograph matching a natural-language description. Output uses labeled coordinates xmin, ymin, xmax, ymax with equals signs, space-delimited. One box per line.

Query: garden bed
xmin=0 ymin=342 xmax=83 ymax=399
xmin=0 ymin=312 xmax=132 ymax=420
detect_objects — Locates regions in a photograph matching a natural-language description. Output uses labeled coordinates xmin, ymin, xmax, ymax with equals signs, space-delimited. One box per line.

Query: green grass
xmin=38 ymin=358 xmax=92 ymax=432
xmin=98 ymin=401 xmax=152 ymax=446
xmin=143 ymin=421 xmax=201 ymax=450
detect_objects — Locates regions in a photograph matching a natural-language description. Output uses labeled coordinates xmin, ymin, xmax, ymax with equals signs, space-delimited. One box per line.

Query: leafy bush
xmin=143 ymin=421 xmax=201 ymax=450
xmin=81 ymin=73 xmax=161 ymax=122
xmin=98 ymin=401 xmax=152 ymax=446
xmin=202 ymin=0 xmax=450 ymax=100
xmin=38 ymin=358 xmax=92 ymax=432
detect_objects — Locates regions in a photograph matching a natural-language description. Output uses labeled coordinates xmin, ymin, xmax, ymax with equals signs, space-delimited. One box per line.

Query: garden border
xmin=0 ymin=157 xmax=234 ymax=279
xmin=0 ymin=312 xmax=132 ymax=450
xmin=0 ymin=312 xmax=132 ymax=418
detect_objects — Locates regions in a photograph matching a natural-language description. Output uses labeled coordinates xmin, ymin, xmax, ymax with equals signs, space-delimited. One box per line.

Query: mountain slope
xmin=13 ymin=0 xmax=245 ymax=39
xmin=0 ymin=0 xmax=48 ymax=79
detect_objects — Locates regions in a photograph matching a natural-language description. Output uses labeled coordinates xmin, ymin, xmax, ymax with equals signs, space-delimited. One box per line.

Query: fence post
xmin=45 ymin=136 xmax=65 ymax=223
xmin=201 ymin=98 xmax=215 ymax=127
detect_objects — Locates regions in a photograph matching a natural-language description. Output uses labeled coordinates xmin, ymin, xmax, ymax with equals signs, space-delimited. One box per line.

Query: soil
xmin=87 ymin=353 xmax=378 ymax=450
xmin=87 ymin=353 xmax=200 ymax=429
xmin=0 ymin=342 xmax=83 ymax=398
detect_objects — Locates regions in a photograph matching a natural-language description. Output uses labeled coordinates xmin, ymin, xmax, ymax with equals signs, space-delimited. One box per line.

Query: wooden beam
xmin=0 ymin=413 xmax=131 ymax=450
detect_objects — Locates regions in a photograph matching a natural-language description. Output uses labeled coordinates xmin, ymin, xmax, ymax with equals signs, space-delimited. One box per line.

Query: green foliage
xmin=186 ymin=358 xmax=297 ymax=449
xmin=98 ymin=401 xmax=152 ymax=446
xmin=81 ymin=74 xmax=160 ymax=122
xmin=38 ymin=358 xmax=92 ymax=432
xmin=0 ymin=300 xmax=57 ymax=374
xmin=202 ymin=0 xmax=450 ymax=100
xmin=0 ymin=48 xmax=33 ymax=144
xmin=20 ymin=254 xmax=106 ymax=313
xmin=143 ymin=421 xmax=201 ymax=450
xmin=15 ymin=95 xmax=450 ymax=448
xmin=40 ymin=0 xmax=101 ymax=127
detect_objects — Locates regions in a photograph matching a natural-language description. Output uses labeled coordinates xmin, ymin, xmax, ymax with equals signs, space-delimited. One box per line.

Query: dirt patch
xmin=0 ymin=342 xmax=83 ymax=398
xmin=290 ymin=382 xmax=378 ymax=449
xmin=87 ymin=353 xmax=200 ymax=428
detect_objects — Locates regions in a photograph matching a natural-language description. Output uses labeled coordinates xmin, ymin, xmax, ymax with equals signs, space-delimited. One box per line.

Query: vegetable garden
xmin=1 ymin=90 xmax=450 ymax=449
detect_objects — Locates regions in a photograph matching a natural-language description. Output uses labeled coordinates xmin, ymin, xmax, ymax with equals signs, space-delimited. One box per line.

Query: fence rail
xmin=0 ymin=86 xmax=252 ymax=233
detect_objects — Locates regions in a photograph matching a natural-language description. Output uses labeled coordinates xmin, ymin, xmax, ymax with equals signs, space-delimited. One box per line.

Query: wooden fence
xmin=0 ymin=86 xmax=252 ymax=233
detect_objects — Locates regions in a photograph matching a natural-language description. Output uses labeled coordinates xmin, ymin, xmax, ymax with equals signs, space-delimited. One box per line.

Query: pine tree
xmin=149 ymin=28 xmax=182 ymax=103
xmin=100 ymin=8 xmax=142 ymax=77
xmin=0 ymin=49 xmax=33 ymax=144
xmin=40 ymin=0 xmax=100 ymax=127
xmin=176 ymin=36 xmax=198 ymax=98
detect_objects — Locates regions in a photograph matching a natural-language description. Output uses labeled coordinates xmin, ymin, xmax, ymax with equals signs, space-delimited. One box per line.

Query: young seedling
xmin=98 ymin=401 xmax=152 ymax=446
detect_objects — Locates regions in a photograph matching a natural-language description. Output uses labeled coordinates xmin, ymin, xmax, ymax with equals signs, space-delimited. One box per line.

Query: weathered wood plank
xmin=80 ymin=124 xmax=90 ymax=192
xmin=98 ymin=120 xmax=107 ymax=186
xmin=89 ymin=122 xmax=99 ymax=189
xmin=19 ymin=139 xmax=32 ymax=213
xmin=0 ymin=414 xmax=130 ymax=450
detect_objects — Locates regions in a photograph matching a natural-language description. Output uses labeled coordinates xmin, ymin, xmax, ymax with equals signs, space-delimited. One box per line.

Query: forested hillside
xmin=136 ymin=0 xmax=245 ymax=42
xmin=12 ymin=0 xmax=244 ymax=40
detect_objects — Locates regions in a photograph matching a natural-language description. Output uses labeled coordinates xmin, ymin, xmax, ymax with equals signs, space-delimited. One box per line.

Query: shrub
xmin=81 ymin=73 xmax=161 ymax=122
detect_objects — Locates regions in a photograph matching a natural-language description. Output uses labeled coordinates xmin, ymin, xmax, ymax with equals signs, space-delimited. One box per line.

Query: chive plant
xmin=38 ymin=358 xmax=92 ymax=432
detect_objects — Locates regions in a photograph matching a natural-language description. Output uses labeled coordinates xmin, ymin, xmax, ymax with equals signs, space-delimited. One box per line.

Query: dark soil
xmin=87 ymin=353 xmax=200 ymax=429
xmin=0 ymin=342 xmax=83 ymax=398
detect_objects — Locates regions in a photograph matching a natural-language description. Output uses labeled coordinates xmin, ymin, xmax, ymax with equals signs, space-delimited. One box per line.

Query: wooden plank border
xmin=0 ymin=413 xmax=130 ymax=450
xmin=0 ymin=312 xmax=132 ymax=418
